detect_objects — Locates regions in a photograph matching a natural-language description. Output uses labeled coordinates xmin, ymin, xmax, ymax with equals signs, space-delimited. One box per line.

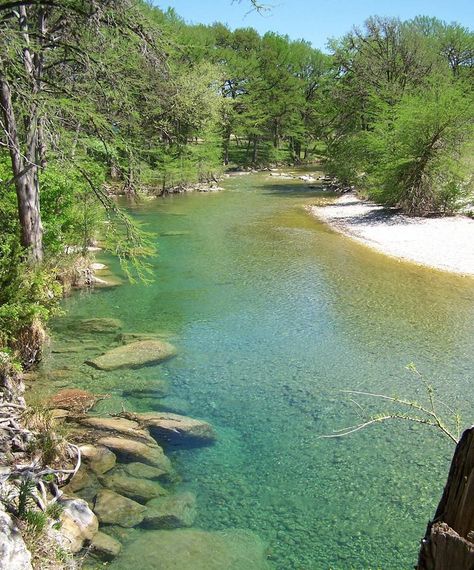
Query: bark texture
xmin=418 ymin=426 xmax=474 ymax=570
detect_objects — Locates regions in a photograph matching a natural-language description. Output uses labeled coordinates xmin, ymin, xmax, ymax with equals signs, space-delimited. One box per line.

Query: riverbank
xmin=309 ymin=194 xmax=474 ymax=276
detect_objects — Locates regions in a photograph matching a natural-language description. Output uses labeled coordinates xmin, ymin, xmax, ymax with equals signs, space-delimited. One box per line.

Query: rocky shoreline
xmin=1 ymin=253 xmax=272 ymax=569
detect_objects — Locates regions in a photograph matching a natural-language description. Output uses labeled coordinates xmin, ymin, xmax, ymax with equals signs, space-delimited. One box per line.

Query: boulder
xmin=0 ymin=506 xmax=32 ymax=570
xmin=58 ymin=497 xmax=99 ymax=553
xmin=90 ymin=531 xmax=121 ymax=561
xmin=94 ymin=489 xmax=146 ymax=528
xmin=79 ymin=417 xmax=155 ymax=444
xmin=108 ymin=529 xmax=273 ymax=569
xmin=123 ymin=411 xmax=215 ymax=446
xmin=97 ymin=436 xmax=172 ymax=471
xmin=98 ymin=472 xmax=167 ymax=504
xmin=122 ymin=462 xmax=169 ymax=481
xmin=79 ymin=444 xmax=116 ymax=475
xmin=63 ymin=465 xmax=95 ymax=493
xmin=143 ymin=492 xmax=196 ymax=529
xmin=86 ymin=340 xmax=177 ymax=371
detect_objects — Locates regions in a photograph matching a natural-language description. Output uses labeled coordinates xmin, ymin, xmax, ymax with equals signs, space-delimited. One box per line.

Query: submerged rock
xmin=63 ymin=464 xmax=95 ymax=493
xmin=76 ymin=317 xmax=122 ymax=334
xmin=123 ymin=411 xmax=216 ymax=446
xmin=121 ymin=381 xmax=169 ymax=399
xmin=58 ymin=497 xmax=99 ymax=553
xmin=94 ymin=489 xmax=146 ymax=528
xmin=97 ymin=436 xmax=172 ymax=471
xmin=98 ymin=472 xmax=167 ymax=504
xmin=143 ymin=492 xmax=196 ymax=529
xmin=122 ymin=462 xmax=169 ymax=481
xmin=80 ymin=444 xmax=116 ymax=475
xmin=109 ymin=529 xmax=272 ymax=569
xmin=0 ymin=505 xmax=32 ymax=569
xmin=90 ymin=531 xmax=122 ymax=561
xmin=86 ymin=340 xmax=177 ymax=371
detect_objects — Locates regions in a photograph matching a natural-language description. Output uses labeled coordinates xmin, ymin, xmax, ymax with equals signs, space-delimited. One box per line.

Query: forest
xmin=0 ymin=1 xmax=474 ymax=568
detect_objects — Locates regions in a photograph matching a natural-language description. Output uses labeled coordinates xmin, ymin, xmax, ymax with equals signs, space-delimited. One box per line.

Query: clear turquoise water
xmin=41 ymin=172 xmax=474 ymax=569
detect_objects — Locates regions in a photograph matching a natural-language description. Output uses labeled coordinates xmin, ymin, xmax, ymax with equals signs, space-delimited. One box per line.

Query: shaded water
xmin=40 ymin=172 xmax=474 ymax=569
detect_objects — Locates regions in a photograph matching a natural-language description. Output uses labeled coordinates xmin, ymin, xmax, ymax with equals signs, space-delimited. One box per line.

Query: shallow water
xmin=40 ymin=172 xmax=474 ymax=569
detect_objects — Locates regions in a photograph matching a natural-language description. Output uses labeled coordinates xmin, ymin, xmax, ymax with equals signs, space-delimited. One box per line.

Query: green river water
xmin=38 ymin=171 xmax=474 ymax=569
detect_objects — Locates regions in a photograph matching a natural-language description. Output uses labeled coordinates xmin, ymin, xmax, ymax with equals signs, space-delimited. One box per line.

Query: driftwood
xmin=418 ymin=426 xmax=474 ymax=569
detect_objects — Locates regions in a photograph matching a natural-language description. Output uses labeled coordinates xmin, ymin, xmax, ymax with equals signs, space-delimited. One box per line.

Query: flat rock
xmin=122 ymin=462 xmax=169 ymax=481
xmin=98 ymin=472 xmax=167 ymax=504
xmin=143 ymin=492 xmax=196 ymax=529
xmin=86 ymin=340 xmax=177 ymax=371
xmin=94 ymin=489 xmax=146 ymax=528
xmin=124 ymin=411 xmax=215 ymax=445
xmin=109 ymin=529 xmax=272 ymax=570
xmin=59 ymin=497 xmax=99 ymax=553
xmin=79 ymin=417 xmax=155 ymax=444
xmin=80 ymin=444 xmax=116 ymax=474
xmin=97 ymin=436 xmax=172 ymax=471
xmin=90 ymin=531 xmax=122 ymax=561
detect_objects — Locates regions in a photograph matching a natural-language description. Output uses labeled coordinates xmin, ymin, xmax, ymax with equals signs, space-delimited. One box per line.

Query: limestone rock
xmin=90 ymin=531 xmax=121 ymax=561
xmin=125 ymin=411 xmax=215 ymax=445
xmin=63 ymin=465 xmax=95 ymax=493
xmin=0 ymin=506 xmax=32 ymax=570
xmin=122 ymin=462 xmax=169 ymax=481
xmin=94 ymin=489 xmax=146 ymax=528
xmin=97 ymin=436 xmax=172 ymax=471
xmin=79 ymin=416 xmax=155 ymax=444
xmin=98 ymin=472 xmax=167 ymax=503
xmin=109 ymin=529 xmax=272 ymax=569
xmin=86 ymin=340 xmax=177 ymax=371
xmin=80 ymin=444 xmax=116 ymax=474
xmin=143 ymin=492 xmax=196 ymax=529
xmin=58 ymin=497 xmax=99 ymax=553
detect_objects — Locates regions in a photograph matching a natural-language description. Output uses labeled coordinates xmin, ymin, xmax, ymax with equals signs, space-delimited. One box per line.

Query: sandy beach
xmin=309 ymin=194 xmax=474 ymax=276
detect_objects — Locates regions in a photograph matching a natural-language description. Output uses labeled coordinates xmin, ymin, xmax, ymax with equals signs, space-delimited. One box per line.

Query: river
xmin=39 ymin=170 xmax=474 ymax=569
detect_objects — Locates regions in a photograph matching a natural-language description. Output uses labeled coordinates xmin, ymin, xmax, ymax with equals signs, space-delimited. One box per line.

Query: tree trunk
xmin=252 ymin=136 xmax=258 ymax=163
xmin=0 ymin=76 xmax=43 ymax=263
xmin=417 ymin=426 xmax=474 ymax=570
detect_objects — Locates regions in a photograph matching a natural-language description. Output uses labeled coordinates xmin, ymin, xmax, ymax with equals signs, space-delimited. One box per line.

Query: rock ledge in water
xmin=86 ymin=340 xmax=177 ymax=371
xmin=121 ymin=411 xmax=215 ymax=445
xmin=109 ymin=528 xmax=272 ymax=569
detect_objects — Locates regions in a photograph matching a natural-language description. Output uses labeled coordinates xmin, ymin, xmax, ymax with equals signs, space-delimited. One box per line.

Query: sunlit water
xmin=38 ymin=171 xmax=474 ymax=569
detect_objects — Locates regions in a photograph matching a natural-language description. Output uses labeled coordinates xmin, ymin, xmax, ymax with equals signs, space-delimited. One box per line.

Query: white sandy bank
xmin=309 ymin=194 xmax=474 ymax=276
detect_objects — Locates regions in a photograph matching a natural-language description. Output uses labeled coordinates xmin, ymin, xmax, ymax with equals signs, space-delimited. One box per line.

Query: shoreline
xmin=308 ymin=194 xmax=474 ymax=277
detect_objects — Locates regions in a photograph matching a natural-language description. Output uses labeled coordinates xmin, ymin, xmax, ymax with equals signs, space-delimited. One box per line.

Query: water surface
xmin=41 ymin=172 xmax=474 ymax=569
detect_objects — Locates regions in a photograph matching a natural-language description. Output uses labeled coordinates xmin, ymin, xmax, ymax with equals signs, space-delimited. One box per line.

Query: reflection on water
xmin=40 ymin=171 xmax=474 ymax=569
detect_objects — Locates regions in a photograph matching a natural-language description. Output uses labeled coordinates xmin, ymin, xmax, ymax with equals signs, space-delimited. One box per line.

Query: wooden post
xmin=417 ymin=426 xmax=474 ymax=569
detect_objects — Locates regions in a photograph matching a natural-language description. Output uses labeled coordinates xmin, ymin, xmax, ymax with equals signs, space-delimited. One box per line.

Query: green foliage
xmin=322 ymin=16 xmax=474 ymax=214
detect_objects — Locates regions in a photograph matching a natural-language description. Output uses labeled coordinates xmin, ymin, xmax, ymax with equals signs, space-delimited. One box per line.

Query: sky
xmin=155 ymin=0 xmax=474 ymax=51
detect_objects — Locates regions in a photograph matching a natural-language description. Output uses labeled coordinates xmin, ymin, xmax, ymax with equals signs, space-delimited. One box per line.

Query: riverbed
xmin=38 ymin=171 xmax=474 ymax=569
